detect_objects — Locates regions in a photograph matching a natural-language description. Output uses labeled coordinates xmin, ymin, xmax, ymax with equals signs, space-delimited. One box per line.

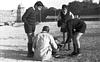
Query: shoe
xmin=27 ymin=43 xmax=34 ymax=58
xmin=68 ymin=52 xmax=81 ymax=57
xmin=68 ymin=52 xmax=76 ymax=56
xmin=74 ymin=52 xmax=82 ymax=56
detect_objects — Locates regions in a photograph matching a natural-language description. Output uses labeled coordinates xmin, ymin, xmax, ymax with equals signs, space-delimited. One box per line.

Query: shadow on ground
xmin=0 ymin=49 xmax=36 ymax=61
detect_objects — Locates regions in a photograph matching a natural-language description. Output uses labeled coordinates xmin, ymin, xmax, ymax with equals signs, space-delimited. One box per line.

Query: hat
xmin=62 ymin=4 xmax=68 ymax=9
xmin=34 ymin=1 xmax=44 ymax=7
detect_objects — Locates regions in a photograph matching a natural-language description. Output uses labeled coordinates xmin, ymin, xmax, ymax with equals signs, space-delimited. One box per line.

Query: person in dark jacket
xmin=57 ymin=4 xmax=74 ymax=50
xmin=65 ymin=15 xmax=86 ymax=56
xmin=22 ymin=1 xmax=44 ymax=57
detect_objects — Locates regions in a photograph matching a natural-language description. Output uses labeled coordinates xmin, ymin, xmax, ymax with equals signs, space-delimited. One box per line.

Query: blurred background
xmin=0 ymin=0 xmax=100 ymax=25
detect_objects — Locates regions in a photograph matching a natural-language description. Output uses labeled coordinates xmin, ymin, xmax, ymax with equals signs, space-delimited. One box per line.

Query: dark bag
xmin=57 ymin=19 xmax=62 ymax=27
xmin=60 ymin=24 xmax=67 ymax=32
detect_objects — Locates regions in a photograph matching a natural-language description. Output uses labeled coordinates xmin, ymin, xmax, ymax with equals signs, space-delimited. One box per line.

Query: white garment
xmin=33 ymin=31 xmax=57 ymax=61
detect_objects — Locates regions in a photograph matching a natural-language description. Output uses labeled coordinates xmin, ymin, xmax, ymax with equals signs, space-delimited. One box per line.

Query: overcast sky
xmin=0 ymin=0 xmax=99 ymax=10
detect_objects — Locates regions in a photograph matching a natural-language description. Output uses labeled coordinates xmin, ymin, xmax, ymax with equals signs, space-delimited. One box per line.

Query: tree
xmin=68 ymin=1 xmax=82 ymax=15
xmin=68 ymin=1 xmax=100 ymax=15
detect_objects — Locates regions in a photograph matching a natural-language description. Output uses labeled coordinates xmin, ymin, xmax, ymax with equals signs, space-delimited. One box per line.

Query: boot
xmin=77 ymin=48 xmax=80 ymax=53
xmin=27 ymin=43 xmax=34 ymax=57
xmin=70 ymin=46 xmax=81 ymax=56
xmin=76 ymin=48 xmax=81 ymax=56
xmin=69 ymin=43 xmax=78 ymax=56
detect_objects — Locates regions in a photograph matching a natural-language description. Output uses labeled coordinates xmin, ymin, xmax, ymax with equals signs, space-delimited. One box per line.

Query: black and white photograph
xmin=0 ymin=0 xmax=100 ymax=62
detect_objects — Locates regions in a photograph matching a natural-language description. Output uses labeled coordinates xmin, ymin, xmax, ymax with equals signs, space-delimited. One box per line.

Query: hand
xmin=35 ymin=22 xmax=40 ymax=25
xmin=61 ymin=23 xmax=66 ymax=28
xmin=29 ymin=33 xmax=32 ymax=36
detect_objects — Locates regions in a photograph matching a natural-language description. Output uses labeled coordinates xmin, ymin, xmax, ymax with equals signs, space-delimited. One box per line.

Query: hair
xmin=42 ymin=26 xmax=50 ymax=32
xmin=34 ymin=1 xmax=44 ymax=7
xmin=62 ymin=4 xmax=68 ymax=10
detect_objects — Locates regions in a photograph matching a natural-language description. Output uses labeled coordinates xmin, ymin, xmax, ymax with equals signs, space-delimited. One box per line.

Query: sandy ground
xmin=0 ymin=21 xmax=100 ymax=62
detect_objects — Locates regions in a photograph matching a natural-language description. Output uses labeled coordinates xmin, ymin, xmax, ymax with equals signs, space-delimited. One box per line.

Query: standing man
xmin=22 ymin=1 xmax=44 ymax=57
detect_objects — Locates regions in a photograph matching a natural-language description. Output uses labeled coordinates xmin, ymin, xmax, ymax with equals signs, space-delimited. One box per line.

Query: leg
xmin=60 ymin=27 xmax=66 ymax=44
xmin=68 ymin=42 xmax=71 ymax=50
xmin=76 ymin=33 xmax=83 ymax=53
xmin=24 ymin=23 xmax=35 ymax=57
xmin=63 ymin=33 xmax=71 ymax=50
xmin=27 ymin=32 xmax=34 ymax=57
xmin=61 ymin=32 xmax=66 ymax=49
xmin=63 ymin=32 xmax=65 ymax=43
xmin=67 ymin=33 xmax=71 ymax=50
xmin=71 ymin=32 xmax=83 ymax=56
xmin=72 ymin=34 xmax=78 ymax=53
xmin=52 ymin=46 xmax=58 ymax=57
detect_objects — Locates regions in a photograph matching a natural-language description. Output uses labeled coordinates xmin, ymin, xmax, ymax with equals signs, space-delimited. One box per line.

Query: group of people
xmin=22 ymin=1 xmax=86 ymax=61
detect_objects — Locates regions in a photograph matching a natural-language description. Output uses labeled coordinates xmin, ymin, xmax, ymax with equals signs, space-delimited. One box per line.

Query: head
xmin=62 ymin=4 xmax=68 ymax=14
xmin=42 ymin=26 xmax=50 ymax=33
xmin=34 ymin=1 xmax=44 ymax=10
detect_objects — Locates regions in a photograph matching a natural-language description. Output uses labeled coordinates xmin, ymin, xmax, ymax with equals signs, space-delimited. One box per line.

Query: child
xmin=33 ymin=26 xmax=58 ymax=61
xmin=57 ymin=4 xmax=74 ymax=50
xmin=22 ymin=1 xmax=44 ymax=57
xmin=65 ymin=15 xmax=86 ymax=56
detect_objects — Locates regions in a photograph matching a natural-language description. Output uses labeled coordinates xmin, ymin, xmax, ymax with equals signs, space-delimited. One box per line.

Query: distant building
xmin=0 ymin=4 xmax=25 ymax=23
xmin=0 ymin=10 xmax=17 ymax=23
xmin=16 ymin=4 xmax=25 ymax=22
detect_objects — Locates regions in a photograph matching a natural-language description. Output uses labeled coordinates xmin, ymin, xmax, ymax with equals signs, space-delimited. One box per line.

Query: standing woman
xmin=65 ymin=15 xmax=86 ymax=56
xmin=57 ymin=4 xmax=74 ymax=50
xmin=22 ymin=1 xmax=44 ymax=57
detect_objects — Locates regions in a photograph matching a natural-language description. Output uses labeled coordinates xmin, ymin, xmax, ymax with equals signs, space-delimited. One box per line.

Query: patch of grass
xmin=0 ymin=22 xmax=100 ymax=62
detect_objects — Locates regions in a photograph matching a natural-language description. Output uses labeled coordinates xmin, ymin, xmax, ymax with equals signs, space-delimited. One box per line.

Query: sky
xmin=0 ymin=0 xmax=99 ymax=10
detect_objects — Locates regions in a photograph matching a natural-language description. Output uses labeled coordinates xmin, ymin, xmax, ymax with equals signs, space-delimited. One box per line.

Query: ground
xmin=0 ymin=21 xmax=100 ymax=62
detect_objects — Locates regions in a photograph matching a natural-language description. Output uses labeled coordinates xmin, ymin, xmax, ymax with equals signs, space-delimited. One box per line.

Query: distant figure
xmin=57 ymin=4 xmax=74 ymax=50
xmin=65 ymin=15 xmax=86 ymax=56
xmin=22 ymin=1 xmax=44 ymax=57
xmin=33 ymin=26 xmax=57 ymax=61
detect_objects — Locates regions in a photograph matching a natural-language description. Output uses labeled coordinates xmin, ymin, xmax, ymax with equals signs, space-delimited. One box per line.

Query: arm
xmin=69 ymin=12 xmax=74 ymax=19
xmin=50 ymin=35 xmax=57 ymax=49
xmin=57 ymin=13 xmax=61 ymax=21
xmin=22 ymin=8 xmax=31 ymax=23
